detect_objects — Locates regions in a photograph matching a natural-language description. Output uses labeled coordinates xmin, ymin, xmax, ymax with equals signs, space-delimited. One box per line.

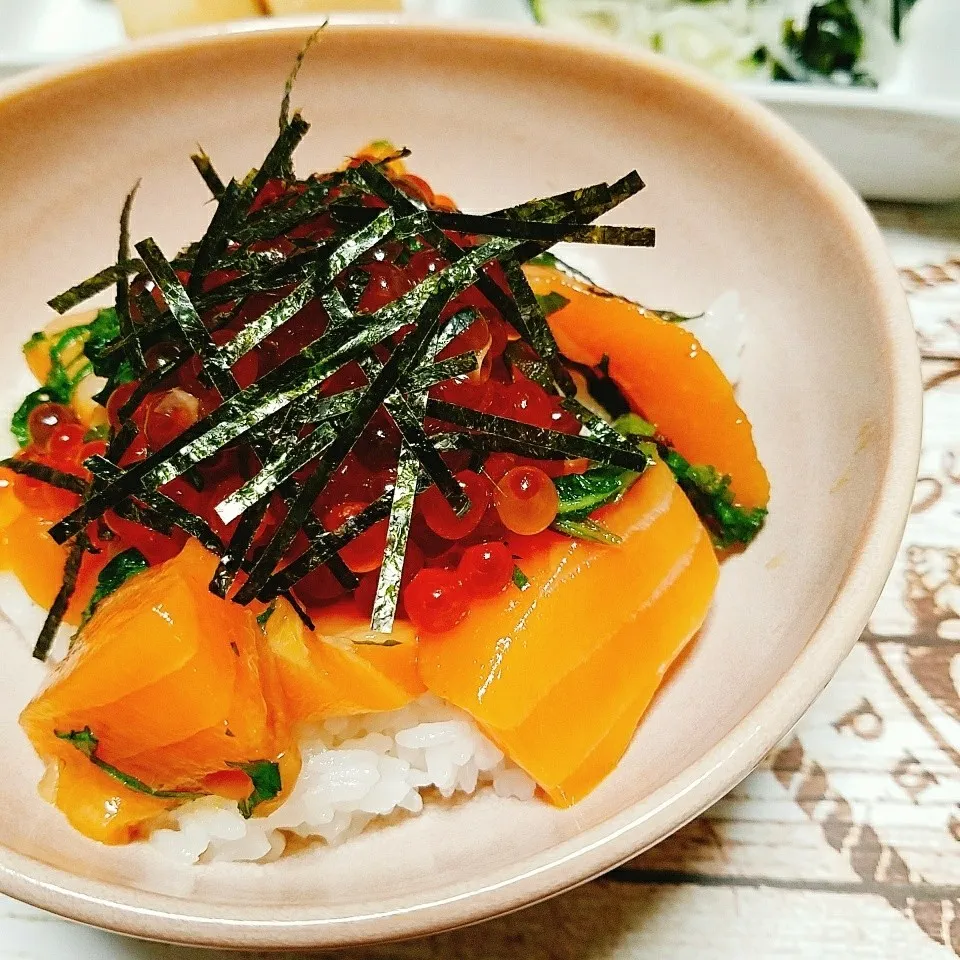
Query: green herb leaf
xmin=11 ymin=388 xmax=66 ymax=446
xmin=256 ymin=603 xmax=277 ymax=629
xmin=233 ymin=760 xmax=282 ymax=819
xmin=613 ymin=412 xmax=657 ymax=437
xmin=554 ymin=466 xmax=638 ymax=519
xmin=56 ymin=727 xmax=204 ymax=800
xmin=534 ymin=291 xmax=570 ymax=317
xmin=661 ymin=449 xmax=767 ymax=549
xmin=552 ymin=517 xmax=623 ymax=545
xmin=512 ymin=565 xmax=530 ymax=591
xmin=778 ymin=0 xmax=867 ymax=81
xmin=84 ymin=423 xmax=111 ymax=442
xmin=84 ymin=548 xmax=148 ymax=621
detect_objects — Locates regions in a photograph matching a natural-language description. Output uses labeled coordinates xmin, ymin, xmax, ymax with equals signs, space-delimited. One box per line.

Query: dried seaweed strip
xmin=488 ymin=181 xmax=613 ymax=221
xmin=116 ymin=182 xmax=145 ymax=376
xmin=211 ymin=400 xmax=355 ymax=596
xmin=370 ymin=393 xmax=426 ymax=633
xmin=233 ymin=171 xmax=349 ymax=244
xmin=191 ymin=146 xmax=226 ymax=199
xmin=110 ymin=497 xmax=174 ymax=536
xmin=427 ymin=399 xmax=651 ymax=472
xmin=260 ymin=490 xmax=396 ymax=599
xmin=429 ymin=212 xmax=655 ymax=247
xmin=136 ymin=238 xmax=237 ymax=399
xmin=219 ymin=209 xmax=397 ymax=365
xmin=353 ymin=348 xmax=465 ymax=517
xmin=250 ymin=113 xmax=310 ymax=197
xmin=502 ymin=259 xmax=569 ymax=388
xmin=212 ymin=500 xmax=270 ymax=597
xmin=187 ymin=178 xmax=246 ymax=299
xmin=0 ymin=459 xmax=87 ymax=494
xmin=280 ymin=26 xmax=325 ymax=135
xmin=87 ymin=459 xmax=223 ymax=553
xmin=234 ymin=279 xmax=465 ymax=604
xmin=33 ymin=532 xmax=88 ymax=661
xmin=384 ymin=394 xmax=465 ymax=510
xmin=348 ymin=163 xmax=548 ymax=384
xmin=105 ymin=247 xmax=328 ymax=357
xmin=48 ymin=260 xmax=145 ymax=315
xmin=51 ymin=233 xmax=524 ymax=545
xmin=217 ymin=421 xmax=336 ymax=524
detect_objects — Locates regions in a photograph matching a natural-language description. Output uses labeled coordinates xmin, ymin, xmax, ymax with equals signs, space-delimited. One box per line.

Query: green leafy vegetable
xmin=56 ymin=727 xmax=206 ymax=800
xmin=234 ymin=760 xmax=283 ymax=818
xmin=661 ymin=449 xmax=767 ymax=549
xmin=12 ymin=308 xmax=122 ymax=446
xmin=56 ymin=728 xmax=282 ymax=817
xmin=256 ymin=603 xmax=277 ymax=629
xmin=10 ymin=387 xmax=70 ymax=447
xmin=534 ymin=291 xmax=570 ymax=317
xmin=84 ymin=548 xmax=149 ymax=621
xmin=613 ymin=412 xmax=656 ymax=437
xmin=552 ymin=517 xmax=623 ymax=545
xmin=777 ymin=0 xmax=866 ymax=81
xmin=554 ymin=465 xmax=638 ymax=520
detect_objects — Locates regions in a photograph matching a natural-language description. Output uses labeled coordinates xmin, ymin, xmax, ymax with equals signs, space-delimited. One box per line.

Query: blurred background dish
xmin=0 ymin=0 xmax=957 ymax=200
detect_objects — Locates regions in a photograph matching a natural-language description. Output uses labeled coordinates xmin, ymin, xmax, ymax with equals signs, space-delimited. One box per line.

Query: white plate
xmin=1 ymin=0 xmax=959 ymax=201
xmin=744 ymin=84 xmax=960 ymax=203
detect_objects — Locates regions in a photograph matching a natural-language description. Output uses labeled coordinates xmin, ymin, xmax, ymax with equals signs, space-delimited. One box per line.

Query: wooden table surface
xmin=1 ymin=201 xmax=957 ymax=959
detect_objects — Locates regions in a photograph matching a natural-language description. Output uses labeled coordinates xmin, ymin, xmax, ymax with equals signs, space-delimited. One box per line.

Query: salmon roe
xmin=9 ymin=166 xmax=587 ymax=634
xmin=495 ymin=466 xmax=560 ymax=536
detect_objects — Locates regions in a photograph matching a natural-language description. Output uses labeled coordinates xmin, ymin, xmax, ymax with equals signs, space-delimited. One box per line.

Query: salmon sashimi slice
xmin=265 ymin=597 xmax=425 ymax=725
xmin=419 ymin=462 xmax=719 ymax=801
xmin=0 ymin=508 xmax=107 ymax=625
xmin=420 ymin=462 xmax=695 ymax=729
xmin=525 ymin=263 xmax=770 ymax=510
xmin=44 ymin=752 xmax=174 ymax=845
xmin=20 ymin=540 xmax=290 ymax=841
xmin=494 ymin=527 xmax=718 ymax=805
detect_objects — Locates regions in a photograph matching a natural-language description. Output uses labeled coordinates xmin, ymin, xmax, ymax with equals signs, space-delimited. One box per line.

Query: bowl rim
xmin=0 ymin=18 xmax=922 ymax=949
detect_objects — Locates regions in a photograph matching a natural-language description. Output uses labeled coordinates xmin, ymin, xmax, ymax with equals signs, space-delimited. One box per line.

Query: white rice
xmin=148 ymin=694 xmax=536 ymax=865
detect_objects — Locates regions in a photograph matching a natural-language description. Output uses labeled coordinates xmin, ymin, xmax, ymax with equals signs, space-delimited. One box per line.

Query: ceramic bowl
xmin=0 ymin=21 xmax=920 ymax=949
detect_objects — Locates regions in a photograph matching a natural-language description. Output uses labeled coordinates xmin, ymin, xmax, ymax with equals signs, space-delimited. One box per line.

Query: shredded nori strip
xmin=48 ymin=260 xmax=145 ymax=315
xmin=33 ymin=532 xmax=87 ymax=660
xmin=24 ymin=51 xmax=670 ymax=639
xmin=260 ymin=489 xmax=397 ymax=599
xmin=0 ymin=458 xmax=87 ymax=494
xmin=371 ymin=415 xmax=421 ymax=633
xmin=429 ymin=212 xmax=654 ymax=247
xmin=116 ymin=182 xmax=145 ymax=376
xmin=427 ymin=400 xmax=651 ymax=473
xmin=190 ymin=146 xmax=226 ymax=200
xmin=233 ymin=282 xmax=466 ymax=605
xmin=280 ymin=26 xmax=325 ymax=129
xmin=137 ymin=238 xmax=237 ymax=398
